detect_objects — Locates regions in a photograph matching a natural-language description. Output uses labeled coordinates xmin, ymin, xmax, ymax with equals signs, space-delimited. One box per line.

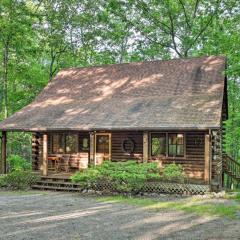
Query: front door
xmin=95 ymin=133 xmax=111 ymax=165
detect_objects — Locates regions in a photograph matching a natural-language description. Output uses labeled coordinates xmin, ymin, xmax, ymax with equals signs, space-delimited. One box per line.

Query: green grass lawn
xmin=225 ymin=192 xmax=240 ymax=202
xmin=98 ymin=193 xmax=240 ymax=219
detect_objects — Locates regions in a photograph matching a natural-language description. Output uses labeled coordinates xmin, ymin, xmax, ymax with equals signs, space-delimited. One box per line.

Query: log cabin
xmin=0 ymin=56 xmax=228 ymax=189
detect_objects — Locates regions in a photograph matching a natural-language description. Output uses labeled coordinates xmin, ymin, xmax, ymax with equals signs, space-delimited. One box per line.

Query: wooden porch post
xmin=89 ymin=132 xmax=95 ymax=166
xmin=204 ymin=133 xmax=210 ymax=183
xmin=1 ymin=131 xmax=7 ymax=174
xmin=42 ymin=133 xmax=48 ymax=176
xmin=143 ymin=131 xmax=148 ymax=163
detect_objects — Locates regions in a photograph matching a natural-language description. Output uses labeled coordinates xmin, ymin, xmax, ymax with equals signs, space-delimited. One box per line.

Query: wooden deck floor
xmin=32 ymin=170 xmax=76 ymax=179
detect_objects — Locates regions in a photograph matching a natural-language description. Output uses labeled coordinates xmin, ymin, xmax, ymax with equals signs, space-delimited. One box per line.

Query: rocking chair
xmin=59 ymin=154 xmax=71 ymax=172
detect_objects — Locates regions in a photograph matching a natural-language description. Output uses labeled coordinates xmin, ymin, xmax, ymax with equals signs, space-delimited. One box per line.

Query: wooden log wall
xmin=149 ymin=132 xmax=206 ymax=180
xmin=32 ymin=131 xmax=208 ymax=181
xmin=111 ymin=131 xmax=143 ymax=162
xmin=32 ymin=133 xmax=43 ymax=171
xmin=185 ymin=132 xmax=205 ymax=179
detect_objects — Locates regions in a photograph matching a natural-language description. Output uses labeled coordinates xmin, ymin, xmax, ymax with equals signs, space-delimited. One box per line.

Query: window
xmin=66 ymin=134 xmax=78 ymax=153
xmin=151 ymin=133 xmax=166 ymax=156
xmin=150 ymin=132 xmax=185 ymax=158
xmin=79 ymin=134 xmax=90 ymax=152
xmin=82 ymin=137 xmax=89 ymax=151
xmin=96 ymin=135 xmax=109 ymax=154
xmin=168 ymin=133 xmax=184 ymax=157
xmin=51 ymin=133 xmax=78 ymax=154
xmin=52 ymin=133 xmax=65 ymax=153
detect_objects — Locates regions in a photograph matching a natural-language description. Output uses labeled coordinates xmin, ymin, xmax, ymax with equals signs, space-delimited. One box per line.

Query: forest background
xmin=0 ymin=0 xmax=239 ymax=162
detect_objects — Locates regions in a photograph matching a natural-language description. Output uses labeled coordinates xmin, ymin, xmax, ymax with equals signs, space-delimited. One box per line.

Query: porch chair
xmin=60 ymin=154 xmax=71 ymax=172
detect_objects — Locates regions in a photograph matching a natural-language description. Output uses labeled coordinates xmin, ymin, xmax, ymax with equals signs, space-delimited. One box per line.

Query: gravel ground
xmin=0 ymin=191 xmax=239 ymax=240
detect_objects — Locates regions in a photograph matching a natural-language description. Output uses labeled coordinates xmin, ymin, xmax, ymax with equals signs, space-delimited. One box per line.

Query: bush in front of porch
xmin=7 ymin=154 xmax=31 ymax=172
xmin=0 ymin=155 xmax=39 ymax=190
xmin=71 ymin=161 xmax=186 ymax=194
xmin=161 ymin=163 xmax=186 ymax=182
xmin=0 ymin=171 xmax=40 ymax=190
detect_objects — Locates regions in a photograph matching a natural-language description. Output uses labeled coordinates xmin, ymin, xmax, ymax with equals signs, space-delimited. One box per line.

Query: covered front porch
xmin=31 ymin=131 xmax=142 ymax=176
xmin=0 ymin=129 xmax=216 ymax=186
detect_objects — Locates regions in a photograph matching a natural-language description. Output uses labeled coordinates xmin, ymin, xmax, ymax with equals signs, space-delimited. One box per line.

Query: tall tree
xmin=106 ymin=0 xmax=222 ymax=58
xmin=0 ymin=1 xmax=32 ymax=117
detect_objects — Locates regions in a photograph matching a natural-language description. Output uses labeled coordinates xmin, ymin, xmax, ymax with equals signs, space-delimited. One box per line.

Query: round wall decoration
xmin=121 ymin=137 xmax=135 ymax=154
xmin=194 ymin=137 xmax=203 ymax=146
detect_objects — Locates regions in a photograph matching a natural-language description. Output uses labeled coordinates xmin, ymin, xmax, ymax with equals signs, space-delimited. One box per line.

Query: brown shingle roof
xmin=0 ymin=56 xmax=226 ymax=131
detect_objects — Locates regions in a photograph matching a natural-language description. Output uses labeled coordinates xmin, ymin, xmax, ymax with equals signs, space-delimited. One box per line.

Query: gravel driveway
xmin=0 ymin=191 xmax=239 ymax=240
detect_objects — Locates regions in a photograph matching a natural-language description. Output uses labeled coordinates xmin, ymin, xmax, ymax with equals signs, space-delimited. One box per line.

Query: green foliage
xmin=7 ymin=133 xmax=32 ymax=161
xmin=237 ymin=192 xmax=240 ymax=201
xmin=0 ymin=175 xmax=5 ymax=188
xmin=0 ymin=171 xmax=40 ymax=190
xmin=161 ymin=163 xmax=186 ymax=183
xmin=72 ymin=161 xmax=188 ymax=193
xmin=71 ymin=161 xmax=161 ymax=193
xmin=225 ymin=191 xmax=240 ymax=202
xmin=7 ymin=154 xmax=31 ymax=172
xmin=72 ymin=168 xmax=100 ymax=183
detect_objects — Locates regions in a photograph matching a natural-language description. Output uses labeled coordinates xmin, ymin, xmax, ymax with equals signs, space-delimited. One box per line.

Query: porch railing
xmin=223 ymin=153 xmax=240 ymax=182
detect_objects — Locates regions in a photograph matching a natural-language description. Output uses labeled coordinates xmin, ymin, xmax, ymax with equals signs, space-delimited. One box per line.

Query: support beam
xmin=89 ymin=132 xmax=95 ymax=166
xmin=204 ymin=133 xmax=210 ymax=183
xmin=42 ymin=133 xmax=48 ymax=176
xmin=1 ymin=131 xmax=7 ymax=174
xmin=109 ymin=133 xmax=112 ymax=161
xmin=143 ymin=131 xmax=149 ymax=163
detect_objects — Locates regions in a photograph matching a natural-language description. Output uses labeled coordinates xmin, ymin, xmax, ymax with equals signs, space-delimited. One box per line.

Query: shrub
xmin=161 ymin=163 xmax=186 ymax=182
xmin=71 ymin=168 xmax=100 ymax=184
xmin=7 ymin=155 xmax=31 ymax=172
xmin=71 ymin=161 xmax=161 ymax=193
xmin=0 ymin=171 xmax=40 ymax=190
xmin=71 ymin=162 xmax=188 ymax=194
xmin=0 ymin=175 xmax=5 ymax=188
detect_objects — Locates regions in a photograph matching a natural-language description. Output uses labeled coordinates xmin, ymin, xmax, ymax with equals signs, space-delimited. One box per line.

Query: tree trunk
xmin=3 ymin=42 xmax=9 ymax=119
xmin=49 ymin=49 xmax=56 ymax=81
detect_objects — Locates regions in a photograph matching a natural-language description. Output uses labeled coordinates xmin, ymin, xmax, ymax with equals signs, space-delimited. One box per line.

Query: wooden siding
xmin=32 ymin=133 xmax=43 ymax=171
xmin=111 ymin=131 xmax=143 ymax=161
xmin=149 ymin=132 xmax=205 ymax=179
xmin=32 ymin=130 xmax=207 ymax=180
xmin=185 ymin=132 xmax=205 ymax=179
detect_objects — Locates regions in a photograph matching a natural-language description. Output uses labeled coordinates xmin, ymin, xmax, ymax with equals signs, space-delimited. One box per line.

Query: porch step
xmin=35 ymin=180 xmax=82 ymax=186
xmin=32 ymin=176 xmax=83 ymax=192
xmin=40 ymin=176 xmax=72 ymax=182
